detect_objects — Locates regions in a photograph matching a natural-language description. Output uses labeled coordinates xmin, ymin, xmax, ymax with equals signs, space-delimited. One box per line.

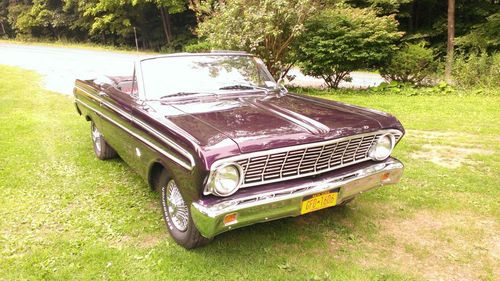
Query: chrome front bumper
xmin=191 ymin=158 xmax=404 ymax=238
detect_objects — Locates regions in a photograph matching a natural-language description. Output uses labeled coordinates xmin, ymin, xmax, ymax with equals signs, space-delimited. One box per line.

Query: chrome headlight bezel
xmin=205 ymin=163 xmax=243 ymax=197
xmin=369 ymin=133 xmax=395 ymax=161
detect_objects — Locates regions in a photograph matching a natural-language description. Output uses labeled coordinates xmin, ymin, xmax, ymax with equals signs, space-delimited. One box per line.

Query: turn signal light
xmin=381 ymin=172 xmax=391 ymax=182
xmin=223 ymin=213 xmax=238 ymax=226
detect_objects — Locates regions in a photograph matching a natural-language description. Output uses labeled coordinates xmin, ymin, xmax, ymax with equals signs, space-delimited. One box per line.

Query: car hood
xmin=146 ymin=92 xmax=404 ymax=155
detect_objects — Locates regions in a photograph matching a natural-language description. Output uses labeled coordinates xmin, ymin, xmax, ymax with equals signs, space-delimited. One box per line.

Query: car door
xmin=97 ymin=78 xmax=142 ymax=170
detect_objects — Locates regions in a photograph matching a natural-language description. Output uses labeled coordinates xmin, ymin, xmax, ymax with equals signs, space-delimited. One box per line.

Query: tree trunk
xmin=412 ymin=1 xmax=420 ymax=30
xmin=165 ymin=11 xmax=172 ymax=43
xmin=0 ymin=22 xmax=6 ymax=35
xmin=159 ymin=7 xmax=172 ymax=44
xmin=411 ymin=0 xmax=418 ymax=31
xmin=445 ymin=0 xmax=455 ymax=84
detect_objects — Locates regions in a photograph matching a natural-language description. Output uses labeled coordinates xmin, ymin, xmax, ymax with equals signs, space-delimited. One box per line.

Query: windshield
xmin=140 ymin=55 xmax=276 ymax=100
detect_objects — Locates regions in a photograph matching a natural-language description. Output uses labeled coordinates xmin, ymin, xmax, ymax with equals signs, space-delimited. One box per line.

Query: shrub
xmin=452 ymin=52 xmax=500 ymax=89
xmin=369 ymin=81 xmax=454 ymax=96
xmin=295 ymin=6 xmax=401 ymax=89
xmin=380 ymin=42 xmax=438 ymax=85
xmin=183 ymin=40 xmax=212 ymax=53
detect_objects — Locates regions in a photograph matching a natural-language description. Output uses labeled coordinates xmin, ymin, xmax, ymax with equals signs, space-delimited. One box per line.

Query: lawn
xmin=0 ymin=65 xmax=498 ymax=281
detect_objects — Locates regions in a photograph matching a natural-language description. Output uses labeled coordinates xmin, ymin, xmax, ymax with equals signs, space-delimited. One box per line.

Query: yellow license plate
xmin=300 ymin=191 xmax=338 ymax=214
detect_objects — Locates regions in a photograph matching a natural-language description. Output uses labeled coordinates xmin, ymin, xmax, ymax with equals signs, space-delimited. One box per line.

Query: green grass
xmin=0 ymin=66 xmax=499 ymax=280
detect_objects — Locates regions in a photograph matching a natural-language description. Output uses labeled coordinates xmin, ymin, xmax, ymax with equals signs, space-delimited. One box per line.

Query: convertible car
xmin=73 ymin=52 xmax=405 ymax=248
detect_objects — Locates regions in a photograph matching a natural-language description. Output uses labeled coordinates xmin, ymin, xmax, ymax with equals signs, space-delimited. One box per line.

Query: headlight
xmin=369 ymin=134 xmax=395 ymax=161
xmin=209 ymin=163 xmax=242 ymax=196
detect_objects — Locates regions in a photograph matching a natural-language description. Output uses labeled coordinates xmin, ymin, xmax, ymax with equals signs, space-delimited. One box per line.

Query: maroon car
xmin=73 ymin=52 xmax=404 ymax=248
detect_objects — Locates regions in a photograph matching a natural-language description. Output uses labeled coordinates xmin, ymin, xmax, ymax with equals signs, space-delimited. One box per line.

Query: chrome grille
xmin=235 ymin=130 xmax=402 ymax=187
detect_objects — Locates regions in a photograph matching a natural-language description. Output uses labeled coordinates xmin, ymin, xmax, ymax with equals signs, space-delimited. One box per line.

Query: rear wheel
xmin=90 ymin=121 xmax=117 ymax=160
xmin=158 ymin=170 xmax=210 ymax=249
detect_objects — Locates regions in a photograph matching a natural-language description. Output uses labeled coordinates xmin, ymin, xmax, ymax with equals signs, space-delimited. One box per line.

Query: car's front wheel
xmin=338 ymin=197 xmax=355 ymax=206
xmin=158 ymin=170 xmax=210 ymax=249
xmin=90 ymin=121 xmax=117 ymax=160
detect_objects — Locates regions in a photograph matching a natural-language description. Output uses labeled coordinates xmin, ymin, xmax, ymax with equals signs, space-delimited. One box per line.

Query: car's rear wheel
xmin=90 ymin=121 xmax=117 ymax=160
xmin=158 ymin=170 xmax=210 ymax=249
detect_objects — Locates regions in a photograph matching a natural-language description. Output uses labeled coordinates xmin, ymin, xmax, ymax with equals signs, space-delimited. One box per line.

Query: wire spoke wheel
xmin=158 ymin=172 xmax=210 ymax=248
xmin=89 ymin=121 xmax=117 ymax=160
xmin=165 ymin=180 xmax=189 ymax=232
xmin=91 ymin=122 xmax=102 ymax=153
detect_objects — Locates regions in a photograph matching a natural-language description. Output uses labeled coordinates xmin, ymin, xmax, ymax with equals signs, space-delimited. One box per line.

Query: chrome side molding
xmin=74 ymin=86 xmax=195 ymax=170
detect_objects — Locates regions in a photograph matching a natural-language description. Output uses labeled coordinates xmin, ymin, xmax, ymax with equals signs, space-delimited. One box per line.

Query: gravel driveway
xmin=0 ymin=42 xmax=385 ymax=95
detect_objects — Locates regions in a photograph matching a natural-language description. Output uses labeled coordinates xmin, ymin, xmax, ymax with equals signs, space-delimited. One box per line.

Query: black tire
xmin=90 ymin=121 xmax=117 ymax=160
xmin=158 ymin=170 xmax=210 ymax=249
xmin=338 ymin=197 xmax=355 ymax=207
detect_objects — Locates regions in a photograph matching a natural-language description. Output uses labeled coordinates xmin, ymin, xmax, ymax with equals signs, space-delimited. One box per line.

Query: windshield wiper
xmin=158 ymin=92 xmax=215 ymax=100
xmin=219 ymin=84 xmax=255 ymax=90
xmin=219 ymin=84 xmax=273 ymax=92
xmin=157 ymin=84 xmax=277 ymax=100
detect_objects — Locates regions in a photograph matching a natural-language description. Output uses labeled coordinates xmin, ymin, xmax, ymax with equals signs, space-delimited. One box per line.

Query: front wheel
xmin=159 ymin=171 xmax=210 ymax=249
xmin=337 ymin=197 xmax=355 ymax=207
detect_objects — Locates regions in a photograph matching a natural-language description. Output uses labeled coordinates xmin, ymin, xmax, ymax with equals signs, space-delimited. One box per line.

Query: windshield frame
xmin=134 ymin=53 xmax=276 ymax=101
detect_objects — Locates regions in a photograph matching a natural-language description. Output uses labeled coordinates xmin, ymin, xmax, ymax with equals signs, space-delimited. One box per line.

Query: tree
xmin=1 ymin=0 xmax=497 ymax=57
xmin=7 ymin=0 xmax=72 ymax=39
xmin=456 ymin=12 xmax=500 ymax=53
xmin=196 ymin=0 xmax=316 ymax=78
xmin=445 ymin=0 xmax=455 ymax=83
xmin=346 ymin=0 xmax=413 ymax=15
xmin=0 ymin=0 xmax=9 ymax=36
xmin=188 ymin=0 xmax=224 ymax=23
xmin=295 ymin=6 xmax=402 ymax=88
xmin=153 ymin=0 xmax=186 ymax=45
xmin=74 ymin=0 xmax=188 ymax=48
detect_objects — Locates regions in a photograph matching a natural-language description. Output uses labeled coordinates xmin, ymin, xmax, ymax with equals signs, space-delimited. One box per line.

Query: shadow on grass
xmin=192 ymin=204 xmax=357 ymax=253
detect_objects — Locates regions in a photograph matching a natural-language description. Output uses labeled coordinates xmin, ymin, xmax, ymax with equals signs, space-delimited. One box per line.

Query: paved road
xmin=0 ymin=43 xmax=141 ymax=94
xmin=0 ymin=43 xmax=385 ymax=95
xmin=287 ymin=68 xmax=385 ymax=89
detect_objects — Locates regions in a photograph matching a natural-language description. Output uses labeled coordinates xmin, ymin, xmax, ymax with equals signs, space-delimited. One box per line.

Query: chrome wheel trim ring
xmin=91 ymin=123 xmax=102 ymax=153
xmin=165 ymin=180 xmax=189 ymax=232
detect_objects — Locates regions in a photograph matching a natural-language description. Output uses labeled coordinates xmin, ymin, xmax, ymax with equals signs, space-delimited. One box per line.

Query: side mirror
xmin=276 ymin=77 xmax=288 ymax=95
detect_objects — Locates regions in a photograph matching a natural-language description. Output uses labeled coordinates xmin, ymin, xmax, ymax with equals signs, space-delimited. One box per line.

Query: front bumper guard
xmin=191 ymin=158 xmax=404 ymax=238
